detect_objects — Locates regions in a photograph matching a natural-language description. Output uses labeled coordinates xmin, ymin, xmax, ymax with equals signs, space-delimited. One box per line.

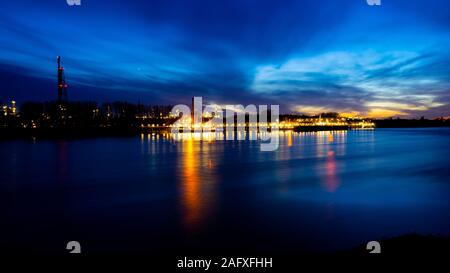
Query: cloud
xmin=0 ymin=0 xmax=449 ymax=118
xmin=251 ymin=50 xmax=450 ymax=117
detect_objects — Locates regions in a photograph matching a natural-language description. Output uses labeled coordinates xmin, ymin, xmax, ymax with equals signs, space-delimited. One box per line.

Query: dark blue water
xmin=1 ymin=128 xmax=449 ymax=254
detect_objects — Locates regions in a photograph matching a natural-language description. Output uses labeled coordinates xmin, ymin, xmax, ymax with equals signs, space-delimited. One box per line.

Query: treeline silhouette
xmin=0 ymin=101 xmax=176 ymax=138
xmin=1 ymin=101 xmax=449 ymax=139
xmin=374 ymin=117 xmax=450 ymax=128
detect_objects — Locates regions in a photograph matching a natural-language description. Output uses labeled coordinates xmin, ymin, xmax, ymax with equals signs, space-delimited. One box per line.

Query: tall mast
xmin=57 ymin=56 xmax=68 ymax=104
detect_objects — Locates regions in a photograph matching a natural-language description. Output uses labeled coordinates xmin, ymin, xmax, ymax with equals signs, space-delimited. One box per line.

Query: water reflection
xmin=177 ymin=135 xmax=218 ymax=233
xmin=141 ymin=130 xmax=367 ymax=224
xmin=57 ymin=141 xmax=69 ymax=183
xmin=171 ymin=131 xmax=285 ymax=142
xmin=287 ymin=130 xmax=293 ymax=147
xmin=324 ymin=150 xmax=339 ymax=192
xmin=181 ymin=138 xmax=201 ymax=230
xmin=3 ymin=128 xmax=450 ymax=254
xmin=309 ymin=131 xmax=346 ymax=192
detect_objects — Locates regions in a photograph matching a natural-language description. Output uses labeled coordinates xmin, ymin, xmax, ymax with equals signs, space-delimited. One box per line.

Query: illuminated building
xmin=1 ymin=100 xmax=18 ymax=117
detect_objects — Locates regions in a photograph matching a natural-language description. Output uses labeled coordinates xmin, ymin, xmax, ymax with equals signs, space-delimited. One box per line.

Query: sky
xmin=0 ymin=0 xmax=449 ymax=118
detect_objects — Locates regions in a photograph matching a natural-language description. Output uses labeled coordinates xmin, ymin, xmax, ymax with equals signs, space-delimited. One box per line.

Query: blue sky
xmin=0 ymin=0 xmax=449 ymax=117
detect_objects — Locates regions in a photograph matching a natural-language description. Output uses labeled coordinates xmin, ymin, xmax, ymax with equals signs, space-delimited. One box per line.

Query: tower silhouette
xmin=57 ymin=56 xmax=68 ymax=104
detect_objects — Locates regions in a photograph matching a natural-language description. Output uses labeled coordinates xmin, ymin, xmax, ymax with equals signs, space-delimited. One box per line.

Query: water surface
xmin=1 ymin=128 xmax=449 ymax=254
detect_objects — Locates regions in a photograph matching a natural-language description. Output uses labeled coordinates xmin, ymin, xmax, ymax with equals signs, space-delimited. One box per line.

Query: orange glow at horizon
xmin=339 ymin=111 xmax=361 ymax=118
xmin=292 ymin=104 xmax=439 ymax=119
xmin=366 ymin=108 xmax=408 ymax=118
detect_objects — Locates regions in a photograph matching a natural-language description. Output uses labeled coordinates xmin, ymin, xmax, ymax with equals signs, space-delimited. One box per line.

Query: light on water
xmin=1 ymin=128 xmax=449 ymax=253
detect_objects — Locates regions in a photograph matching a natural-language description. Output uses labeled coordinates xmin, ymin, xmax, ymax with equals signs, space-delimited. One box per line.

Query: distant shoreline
xmin=0 ymin=124 xmax=448 ymax=140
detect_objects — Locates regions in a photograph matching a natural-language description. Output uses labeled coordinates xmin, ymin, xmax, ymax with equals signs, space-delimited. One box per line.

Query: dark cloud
xmin=0 ymin=0 xmax=449 ymax=117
